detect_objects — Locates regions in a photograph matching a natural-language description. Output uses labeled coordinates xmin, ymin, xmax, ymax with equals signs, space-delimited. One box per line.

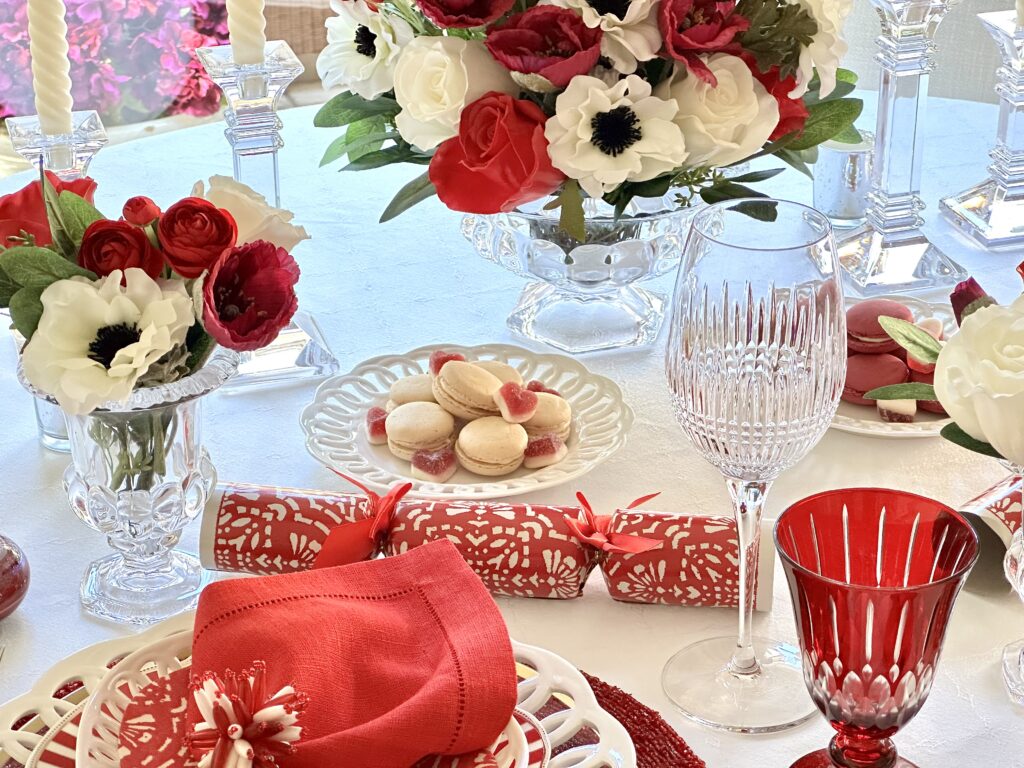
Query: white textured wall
xmin=842 ymin=0 xmax=1008 ymax=103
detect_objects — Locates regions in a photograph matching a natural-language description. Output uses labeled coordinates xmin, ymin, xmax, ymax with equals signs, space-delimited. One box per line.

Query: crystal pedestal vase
xmin=5 ymin=111 xmax=108 ymax=452
xmin=1001 ymin=462 xmax=1024 ymax=703
xmin=837 ymin=0 xmax=967 ymax=296
xmin=196 ymin=41 xmax=338 ymax=388
xmin=22 ymin=349 xmax=239 ymax=625
xmin=940 ymin=12 xmax=1024 ymax=248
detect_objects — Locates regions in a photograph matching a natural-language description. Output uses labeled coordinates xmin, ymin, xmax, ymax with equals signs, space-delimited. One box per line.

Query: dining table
xmin=0 ymin=93 xmax=1023 ymax=768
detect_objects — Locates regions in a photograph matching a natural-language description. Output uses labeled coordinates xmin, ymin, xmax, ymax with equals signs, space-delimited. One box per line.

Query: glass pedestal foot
xmin=223 ymin=311 xmax=339 ymax=390
xmin=790 ymin=750 xmax=918 ymax=768
xmin=836 ymin=226 xmax=967 ymax=296
xmin=506 ymin=282 xmax=665 ymax=354
xmin=940 ymin=180 xmax=1024 ymax=249
xmin=661 ymin=635 xmax=816 ymax=733
xmin=1002 ymin=638 xmax=1024 ymax=704
xmin=81 ymin=551 xmax=209 ymax=626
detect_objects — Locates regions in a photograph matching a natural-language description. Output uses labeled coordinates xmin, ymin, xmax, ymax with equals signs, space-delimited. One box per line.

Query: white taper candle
xmin=27 ymin=0 xmax=74 ymax=136
xmin=1017 ymin=0 xmax=1023 ymax=28
xmin=226 ymin=0 xmax=267 ymax=66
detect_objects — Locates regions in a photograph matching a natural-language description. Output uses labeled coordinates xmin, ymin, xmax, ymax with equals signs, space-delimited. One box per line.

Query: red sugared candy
xmin=526 ymin=380 xmax=561 ymax=397
xmin=493 ymin=382 xmax=539 ymax=424
xmin=367 ymin=406 xmax=388 ymax=445
xmin=429 ymin=350 xmax=466 ymax=377
xmin=524 ymin=434 xmax=568 ymax=469
xmin=411 ymin=446 xmax=457 ymax=483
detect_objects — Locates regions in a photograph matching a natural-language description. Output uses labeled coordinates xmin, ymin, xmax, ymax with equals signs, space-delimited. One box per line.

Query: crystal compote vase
xmin=462 ymin=195 xmax=696 ymax=353
xmin=1001 ymin=461 xmax=1024 ymax=703
xmin=23 ymin=348 xmax=239 ymax=625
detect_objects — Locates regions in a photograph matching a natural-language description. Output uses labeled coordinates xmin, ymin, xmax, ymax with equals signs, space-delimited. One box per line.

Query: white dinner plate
xmin=831 ymin=295 xmax=954 ymax=439
xmin=300 ymin=343 xmax=634 ymax=499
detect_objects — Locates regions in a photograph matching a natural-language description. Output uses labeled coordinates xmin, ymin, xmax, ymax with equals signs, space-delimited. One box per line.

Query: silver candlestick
xmin=940 ymin=11 xmax=1024 ymax=248
xmin=5 ymin=110 xmax=108 ymax=452
xmin=197 ymin=41 xmax=339 ymax=388
xmin=837 ymin=0 xmax=967 ymax=296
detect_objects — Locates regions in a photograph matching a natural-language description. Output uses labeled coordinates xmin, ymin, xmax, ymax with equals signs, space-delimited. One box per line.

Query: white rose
xmin=191 ymin=176 xmax=309 ymax=253
xmin=934 ymin=295 xmax=1024 ymax=466
xmin=545 ymin=74 xmax=688 ymax=199
xmin=316 ymin=0 xmax=414 ymax=100
xmin=393 ymin=37 xmax=516 ymax=151
xmin=22 ymin=269 xmax=195 ymax=415
xmin=655 ymin=55 xmax=779 ymax=168
xmin=546 ymin=0 xmax=661 ymax=74
xmin=789 ymin=0 xmax=853 ymax=98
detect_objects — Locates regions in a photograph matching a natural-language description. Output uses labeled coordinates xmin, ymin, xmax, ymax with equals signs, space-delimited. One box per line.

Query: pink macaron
xmin=847 ymin=299 xmax=914 ymax=354
xmin=843 ymin=353 xmax=910 ymax=406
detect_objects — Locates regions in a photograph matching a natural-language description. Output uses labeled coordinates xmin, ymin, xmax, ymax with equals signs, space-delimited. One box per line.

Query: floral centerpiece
xmin=313 ymin=0 xmax=862 ymax=234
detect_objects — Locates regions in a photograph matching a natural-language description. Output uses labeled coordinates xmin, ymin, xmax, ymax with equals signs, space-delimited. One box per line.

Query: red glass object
xmin=775 ymin=489 xmax=978 ymax=768
xmin=0 ymin=534 xmax=29 ymax=621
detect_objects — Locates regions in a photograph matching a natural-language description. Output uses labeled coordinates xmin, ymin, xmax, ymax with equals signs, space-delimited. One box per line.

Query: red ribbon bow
xmin=313 ymin=471 xmax=413 ymax=570
xmin=563 ymin=492 xmax=664 ymax=555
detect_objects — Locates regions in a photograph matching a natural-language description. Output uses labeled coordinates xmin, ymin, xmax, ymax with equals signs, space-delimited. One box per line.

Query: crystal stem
xmin=830 ymin=732 xmax=899 ymax=768
xmin=725 ymin=478 xmax=769 ymax=677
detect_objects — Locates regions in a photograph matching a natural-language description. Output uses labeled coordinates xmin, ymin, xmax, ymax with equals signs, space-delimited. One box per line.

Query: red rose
xmin=415 ymin=0 xmax=514 ymax=28
xmin=747 ymin=61 xmax=810 ymax=140
xmin=0 ymin=172 xmax=97 ymax=248
xmin=659 ymin=0 xmax=749 ymax=85
xmin=79 ymin=219 xmax=164 ymax=279
xmin=122 ymin=196 xmax=162 ymax=226
xmin=202 ymin=240 xmax=299 ymax=352
xmin=158 ymin=197 xmax=237 ymax=278
xmin=485 ymin=7 xmax=603 ymax=89
xmin=430 ymin=93 xmax=565 ymax=215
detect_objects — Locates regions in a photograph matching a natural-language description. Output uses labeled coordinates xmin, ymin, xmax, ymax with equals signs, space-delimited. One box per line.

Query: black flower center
xmin=88 ymin=323 xmax=141 ymax=369
xmin=588 ymin=0 xmax=631 ymax=19
xmin=590 ymin=106 xmax=643 ymax=157
xmin=354 ymin=25 xmax=377 ymax=58
xmin=215 ymin=273 xmax=255 ymax=322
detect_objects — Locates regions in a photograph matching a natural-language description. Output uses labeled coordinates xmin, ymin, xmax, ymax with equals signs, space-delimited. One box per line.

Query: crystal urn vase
xmin=462 ymin=195 xmax=696 ymax=354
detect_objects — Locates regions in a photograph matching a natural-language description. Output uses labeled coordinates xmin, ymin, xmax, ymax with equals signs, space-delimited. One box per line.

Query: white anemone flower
xmin=789 ymin=0 xmax=854 ymax=98
xmin=192 ymin=176 xmax=309 ymax=253
xmin=545 ymin=0 xmax=661 ymax=74
xmin=22 ymin=269 xmax=196 ymax=415
xmin=545 ymin=74 xmax=688 ymax=199
xmin=316 ymin=0 xmax=414 ymax=100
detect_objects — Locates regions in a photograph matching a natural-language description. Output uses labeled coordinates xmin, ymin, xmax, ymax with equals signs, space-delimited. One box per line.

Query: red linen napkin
xmin=188 ymin=540 xmax=517 ymax=767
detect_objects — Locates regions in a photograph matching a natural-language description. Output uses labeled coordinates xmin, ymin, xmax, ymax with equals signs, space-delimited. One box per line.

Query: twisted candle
xmin=27 ymin=0 xmax=74 ymax=136
xmin=226 ymin=0 xmax=267 ymax=66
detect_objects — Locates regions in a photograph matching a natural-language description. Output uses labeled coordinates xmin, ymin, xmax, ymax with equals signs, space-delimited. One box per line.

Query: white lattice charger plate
xmin=300 ymin=344 xmax=634 ymax=499
xmin=831 ymin=296 xmax=954 ymax=439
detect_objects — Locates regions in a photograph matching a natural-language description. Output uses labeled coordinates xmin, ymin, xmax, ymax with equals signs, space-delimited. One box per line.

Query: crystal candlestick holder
xmin=836 ymin=0 xmax=967 ymax=296
xmin=940 ymin=12 xmax=1024 ymax=248
xmin=197 ymin=41 xmax=339 ymax=388
xmin=6 ymin=110 xmax=109 ymax=452
xmin=1001 ymin=462 xmax=1024 ymax=704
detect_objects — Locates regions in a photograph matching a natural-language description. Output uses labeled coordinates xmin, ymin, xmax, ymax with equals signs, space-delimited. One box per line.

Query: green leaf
xmin=0 ymin=264 xmax=18 ymax=306
xmin=786 ymin=98 xmax=864 ymax=151
xmin=774 ymin=148 xmax=815 ymax=177
xmin=380 ymin=171 xmax=437 ymax=223
xmin=836 ymin=68 xmax=858 ymax=85
xmin=41 ymin=171 xmax=76 ymax=261
xmin=58 ymin=191 xmax=104 ymax=246
xmin=185 ymin=327 xmax=216 ymax=373
xmin=9 ymin=285 xmax=44 ymax=339
xmin=830 ymin=124 xmax=863 ymax=144
xmin=733 ymin=200 xmax=779 ymax=222
xmin=320 ymin=128 xmax=396 ymax=167
xmin=878 ymin=316 xmax=943 ymax=364
xmin=699 ymin=181 xmax=769 ymax=204
xmin=0 ymin=246 xmax=95 ymax=288
xmin=941 ymin=422 xmax=1004 ymax=460
xmin=736 ymin=0 xmax=817 ymax=78
xmin=342 ymin=146 xmax=431 ymax=171
xmin=313 ymin=92 xmax=400 ymax=128
xmin=864 ymin=383 xmax=939 ymax=401
xmin=802 ymin=80 xmax=857 ymax=106
xmin=345 ymin=117 xmax=389 ymax=162
xmin=725 ymin=168 xmax=786 ymax=184
xmin=557 ymin=180 xmax=586 ymax=243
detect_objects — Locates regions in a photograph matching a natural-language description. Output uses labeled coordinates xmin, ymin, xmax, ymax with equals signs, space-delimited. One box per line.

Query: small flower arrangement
xmin=868 ymin=268 xmax=1024 ymax=468
xmin=0 ymin=172 xmax=307 ymax=415
xmin=314 ymin=0 xmax=862 ymax=236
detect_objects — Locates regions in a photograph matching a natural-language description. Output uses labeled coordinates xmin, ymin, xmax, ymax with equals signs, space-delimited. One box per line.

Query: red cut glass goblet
xmin=775 ymin=488 xmax=978 ymax=768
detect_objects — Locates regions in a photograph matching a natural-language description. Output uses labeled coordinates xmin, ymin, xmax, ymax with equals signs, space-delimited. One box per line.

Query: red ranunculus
xmin=79 ymin=219 xmax=164 ymax=278
xmin=416 ymin=0 xmax=514 ymax=28
xmin=202 ymin=240 xmax=299 ymax=351
xmin=122 ymin=195 xmax=161 ymax=226
xmin=659 ymin=0 xmax=749 ymax=86
xmin=485 ymin=7 xmax=603 ymax=89
xmin=158 ymin=197 xmax=237 ymax=278
xmin=0 ymin=172 xmax=97 ymax=248
xmin=430 ymin=92 xmax=565 ymax=215
xmin=746 ymin=60 xmax=810 ymax=140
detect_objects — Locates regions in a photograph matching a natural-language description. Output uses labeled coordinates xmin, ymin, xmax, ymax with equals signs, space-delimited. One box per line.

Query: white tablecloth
xmin=1 ymin=97 xmax=1023 ymax=767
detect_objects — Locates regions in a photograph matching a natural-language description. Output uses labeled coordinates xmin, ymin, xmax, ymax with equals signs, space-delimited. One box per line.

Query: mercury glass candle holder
xmin=197 ymin=41 xmax=339 ymax=387
xmin=5 ymin=110 xmax=109 ymax=452
xmin=836 ymin=0 xmax=968 ymax=296
xmin=940 ymin=12 xmax=1024 ymax=248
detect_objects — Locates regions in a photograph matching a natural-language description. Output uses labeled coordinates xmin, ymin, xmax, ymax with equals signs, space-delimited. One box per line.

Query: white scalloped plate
xmin=831 ymin=296 xmax=954 ymax=439
xmin=300 ymin=344 xmax=634 ymax=499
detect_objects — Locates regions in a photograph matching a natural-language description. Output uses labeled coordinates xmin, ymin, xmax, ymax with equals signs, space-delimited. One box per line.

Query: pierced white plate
xmin=300 ymin=344 xmax=634 ymax=499
xmin=831 ymin=296 xmax=954 ymax=439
